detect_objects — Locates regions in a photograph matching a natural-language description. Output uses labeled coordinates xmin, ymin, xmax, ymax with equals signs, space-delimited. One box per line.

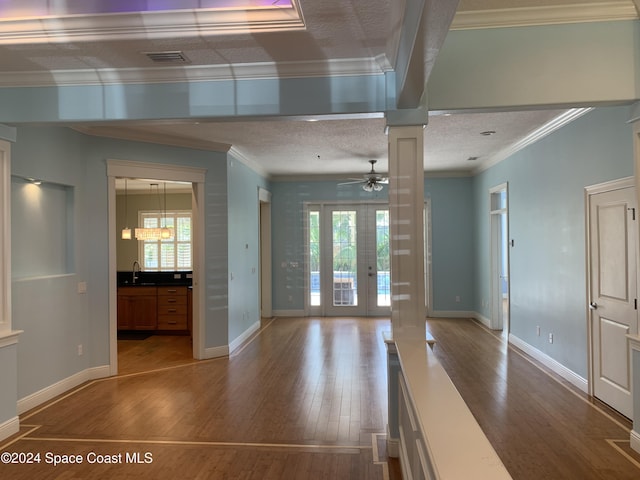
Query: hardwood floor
xmin=1 ymin=316 xmax=639 ymax=479
xmin=1 ymin=318 xmax=396 ymax=479
xmin=117 ymin=333 xmax=196 ymax=375
xmin=426 ymin=317 xmax=640 ymax=480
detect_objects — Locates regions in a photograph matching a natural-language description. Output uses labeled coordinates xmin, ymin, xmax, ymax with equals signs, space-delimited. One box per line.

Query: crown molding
xmin=228 ymin=147 xmax=270 ymax=179
xmin=74 ymin=126 xmax=231 ymax=153
xmin=451 ymin=2 xmax=638 ymax=30
xmin=0 ymin=56 xmax=391 ymax=88
xmin=472 ymin=107 xmax=593 ymax=175
xmin=0 ymin=4 xmax=304 ymax=45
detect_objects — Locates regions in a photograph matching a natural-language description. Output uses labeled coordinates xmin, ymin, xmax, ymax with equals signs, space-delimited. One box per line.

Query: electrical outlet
xmin=77 ymin=344 xmax=83 ymax=356
xmin=455 ymin=295 xmax=460 ymax=303
xmin=536 ymin=326 xmax=541 ymax=336
xmin=548 ymin=333 xmax=553 ymax=344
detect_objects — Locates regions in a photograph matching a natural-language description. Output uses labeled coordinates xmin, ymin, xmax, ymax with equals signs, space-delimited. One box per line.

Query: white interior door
xmin=589 ymin=184 xmax=637 ymax=418
xmin=310 ymin=204 xmax=390 ymax=316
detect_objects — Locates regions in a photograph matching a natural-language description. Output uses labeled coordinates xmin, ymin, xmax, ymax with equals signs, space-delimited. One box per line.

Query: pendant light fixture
xmin=160 ymin=182 xmax=173 ymax=240
xmin=134 ymin=182 xmax=174 ymax=241
xmin=121 ymin=178 xmax=132 ymax=240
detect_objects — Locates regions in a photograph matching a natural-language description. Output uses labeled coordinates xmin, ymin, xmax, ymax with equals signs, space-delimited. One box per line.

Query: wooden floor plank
xmin=1 ymin=318 xmax=391 ymax=479
xmin=426 ymin=317 xmax=640 ymax=480
xmin=2 ymin=316 xmax=638 ymax=479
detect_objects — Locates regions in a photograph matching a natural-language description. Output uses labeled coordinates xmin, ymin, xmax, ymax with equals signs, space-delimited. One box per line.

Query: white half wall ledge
xmin=394 ymin=336 xmax=512 ymax=479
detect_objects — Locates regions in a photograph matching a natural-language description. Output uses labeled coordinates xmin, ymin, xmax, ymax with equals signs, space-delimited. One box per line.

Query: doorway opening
xmin=107 ymin=160 xmax=207 ymax=376
xmin=259 ymin=188 xmax=272 ymax=319
xmin=115 ymin=178 xmax=194 ymax=375
xmin=490 ymin=184 xmax=509 ymax=333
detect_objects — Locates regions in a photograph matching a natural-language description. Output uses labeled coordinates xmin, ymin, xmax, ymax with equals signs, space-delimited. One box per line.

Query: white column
xmin=384 ymin=124 xmax=426 ymax=457
xmin=388 ymin=125 xmax=426 ymax=338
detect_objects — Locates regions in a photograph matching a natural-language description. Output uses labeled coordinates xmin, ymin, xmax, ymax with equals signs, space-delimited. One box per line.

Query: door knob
xmin=589 ymin=302 xmax=598 ymax=310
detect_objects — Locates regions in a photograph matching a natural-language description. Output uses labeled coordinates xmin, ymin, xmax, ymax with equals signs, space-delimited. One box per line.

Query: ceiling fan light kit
xmin=339 ymin=159 xmax=388 ymax=192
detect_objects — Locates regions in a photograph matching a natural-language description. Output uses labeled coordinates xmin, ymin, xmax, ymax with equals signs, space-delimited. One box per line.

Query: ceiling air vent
xmin=144 ymin=51 xmax=190 ymax=64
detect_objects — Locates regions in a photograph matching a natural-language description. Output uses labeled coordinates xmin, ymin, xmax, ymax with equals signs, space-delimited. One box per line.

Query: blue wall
xmin=270 ymin=181 xmax=387 ymax=311
xmin=227 ymin=154 xmax=269 ymax=341
xmin=472 ymin=106 xmax=634 ymax=377
xmin=7 ymin=104 xmax=636 ymax=420
xmin=10 ymin=126 xmax=259 ymax=400
xmin=426 ymin=176 xmax=474 ymax=312
xmin=270 ymin=176 xmax=475 ymax=313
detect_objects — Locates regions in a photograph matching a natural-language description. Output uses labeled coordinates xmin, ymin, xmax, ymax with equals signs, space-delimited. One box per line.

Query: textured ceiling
xmin=1 ymin=0 xmax=637 ymax=179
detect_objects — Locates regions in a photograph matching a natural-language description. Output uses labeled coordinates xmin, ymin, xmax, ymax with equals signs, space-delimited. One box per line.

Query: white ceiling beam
xmin=393 ymin=0 xmax=460 ymax=109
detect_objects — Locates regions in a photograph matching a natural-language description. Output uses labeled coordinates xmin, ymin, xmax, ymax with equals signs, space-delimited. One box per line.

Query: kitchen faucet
xmin=132 ymin=260 xmax=140 ymax=284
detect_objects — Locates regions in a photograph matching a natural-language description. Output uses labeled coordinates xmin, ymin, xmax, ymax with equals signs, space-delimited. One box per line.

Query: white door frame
xmin=303 ymin=200 xmax=389 ymax=317
xmin=424 ymin=199 xmax=433 ymax=317
xmin=585 ymin=176 xmax=637 ymax=401
xmin=259 ymin=187 xmax=272 ymax=318
xmin=106 ymin=159 xmax=207 ymax=374
xmin=490 ymin=183 xmax=509 ymax=331
xmin=0 ymin=140 xmax=12 ymax=335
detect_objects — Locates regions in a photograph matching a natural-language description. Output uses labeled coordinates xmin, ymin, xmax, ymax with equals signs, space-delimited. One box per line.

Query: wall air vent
xmin=144 ymin=51 xmax=190 ymax=64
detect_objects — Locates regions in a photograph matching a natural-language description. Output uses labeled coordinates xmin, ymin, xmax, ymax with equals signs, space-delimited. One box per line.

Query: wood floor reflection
xmin=2 ymin=317 xmax=640 ymax=479
xmin=427 ymin=317 xmax=640 ymax=480
xmin=1 ymin=317 xmax=397 ymax=480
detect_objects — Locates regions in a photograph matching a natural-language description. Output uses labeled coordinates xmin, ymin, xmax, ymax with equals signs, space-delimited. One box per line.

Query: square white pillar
xmin=388 ymin=125 xmax=426 ymax=339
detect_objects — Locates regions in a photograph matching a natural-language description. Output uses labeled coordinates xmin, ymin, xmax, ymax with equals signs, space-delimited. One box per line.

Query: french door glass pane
xmin=376 ymin=210 xmax=390 ymax=307
xmin=332 ymin=211 xmax=357 ymax=306
xmin=309 ymin=210 xmax=320 ymax=306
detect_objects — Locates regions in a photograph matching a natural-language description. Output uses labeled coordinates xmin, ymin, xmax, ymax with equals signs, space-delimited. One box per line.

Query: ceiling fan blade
xmin=338 ymin=180 xmax=364 ymax=185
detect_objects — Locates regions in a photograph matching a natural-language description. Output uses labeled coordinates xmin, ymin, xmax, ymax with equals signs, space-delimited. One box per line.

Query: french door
xmin=307 ymin=203 xmax=390 ymax=316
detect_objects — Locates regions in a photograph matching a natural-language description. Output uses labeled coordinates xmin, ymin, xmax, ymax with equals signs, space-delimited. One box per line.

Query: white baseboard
xmin=203 ymin=345 xmax=229 ymax=359
xmin=272 ymin=309 xmax=305 ymax=317
xmin=509 ymin=334 xmax=588 ymax=393
xmin=631 ymin=429 xmax=640 ymax=454
xmin=471 ymin=311 xmax=492 ymax=328
xmin=229 ymin=320 xmax=260 ymax=354
xmin=0 ymin=415 xmax=20 ymax=442
xmin=430 ymin=310 xmax=475 ymax=319
xmin=17 ymin=365 xmax=110 ymax=415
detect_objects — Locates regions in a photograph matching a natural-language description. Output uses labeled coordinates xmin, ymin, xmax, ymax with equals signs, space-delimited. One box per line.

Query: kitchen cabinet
xmin=117 ymin=286 xmax=157 ymax=330
xmin=157 ymin=286 xmax=188 ymax=331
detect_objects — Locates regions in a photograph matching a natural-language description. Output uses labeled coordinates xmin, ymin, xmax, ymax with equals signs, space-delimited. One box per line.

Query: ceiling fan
xmin=339 ymin=159 xmax=388 ymax=192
